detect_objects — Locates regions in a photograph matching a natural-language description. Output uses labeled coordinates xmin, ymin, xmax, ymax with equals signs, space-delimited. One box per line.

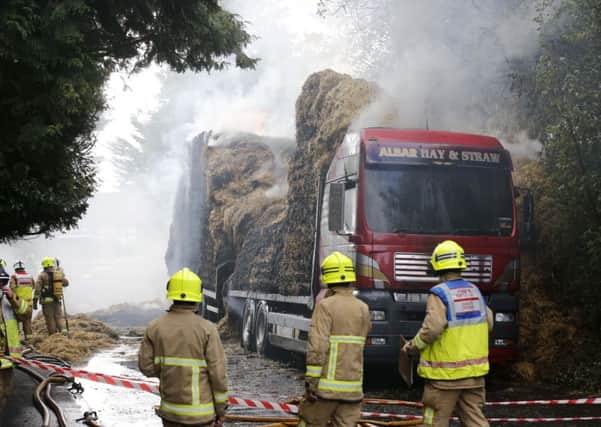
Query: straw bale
xmin=29 ymin=314 xmax=119 ymax=364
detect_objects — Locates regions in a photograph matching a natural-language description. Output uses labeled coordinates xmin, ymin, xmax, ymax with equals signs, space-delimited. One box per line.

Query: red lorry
xmin=226 ymin=128 xmax=532 ymax=364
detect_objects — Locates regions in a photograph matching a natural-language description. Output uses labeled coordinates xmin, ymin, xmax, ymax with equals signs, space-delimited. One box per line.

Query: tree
xmin=514 ymin=0 xmax=601 ymax=328
xmin=0 ymin=0 xmax=256 ymax=242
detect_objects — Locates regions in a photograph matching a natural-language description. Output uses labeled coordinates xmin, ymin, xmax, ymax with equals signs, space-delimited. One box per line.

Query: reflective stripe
xmin=214 ymin=391 xmax=228 ymax=403
xmin=420 ymin=356 xmax=489 ymax=369
xmin=42 ymin=297 xmax=54 ymax=303
xmin=414 ymin=334 xmax=427 ymax=350
xmin=318 ymin=378 xmax=362 ymax=393
xmin=0 ymin=358 xmax=14 ymax=369
xmin=329 ymin=335 xmax=365 ymax=344
xmin=154 ymin=357 xmax=208 ymax=368
xmin=160 ymin=400 xmax=215 ymax=417
xmin=327 ymin=341 xmax=337 ymax=379
xmin=15 ymin=298 xmax=28 ymax=316
xmin=424 ymin=407 xmax=435 ymax=425
xmin=306 ymin=365 xmax=322 ymax=377
xmin=191 ymin=367 xmax=199 ymax=404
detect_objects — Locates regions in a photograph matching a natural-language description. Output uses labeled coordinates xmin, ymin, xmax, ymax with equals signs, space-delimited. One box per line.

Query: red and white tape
xmin=10 ymin=356 xmax=160 ymax=395
xmin=487 ymin=397 xmax=601 ymax=406
xmin=7 ymin=357 xmax=601 ymax=423
xmin=227 ymin=396 xmax=298 ymax=414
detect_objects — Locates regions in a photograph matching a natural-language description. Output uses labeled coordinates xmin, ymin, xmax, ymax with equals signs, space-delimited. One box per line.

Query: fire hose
xmin=16 ymin=365 xmax=70 ymax=427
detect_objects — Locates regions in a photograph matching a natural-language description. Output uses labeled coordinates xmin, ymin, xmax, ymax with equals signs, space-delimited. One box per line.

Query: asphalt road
xmin=2 ymin=368 xmax=84 ymax=427
xmin=2 ymin=340 xmax=600 ymax=426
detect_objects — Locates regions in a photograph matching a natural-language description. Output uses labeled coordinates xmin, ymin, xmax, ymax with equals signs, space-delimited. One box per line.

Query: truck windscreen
xmin=364 ymin=165 xmax=514 ymax=236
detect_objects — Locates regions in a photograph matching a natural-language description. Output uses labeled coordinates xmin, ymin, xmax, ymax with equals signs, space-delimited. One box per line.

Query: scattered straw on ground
xmin=29 ymin=313 xmax=119 ymax=364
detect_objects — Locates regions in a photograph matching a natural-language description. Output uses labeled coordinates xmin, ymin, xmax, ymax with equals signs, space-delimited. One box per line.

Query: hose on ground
xmin=16 ymin=365 xmax=51 ymax=427
xmin=39 ymin=376 xmax=70 ymax=427
xmin=17 ymin=365 xmax=73 ymax=427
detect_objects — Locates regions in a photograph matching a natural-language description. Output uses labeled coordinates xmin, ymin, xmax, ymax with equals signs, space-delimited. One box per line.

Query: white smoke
xmin=1 ymin=1 xmax=545 ymax=312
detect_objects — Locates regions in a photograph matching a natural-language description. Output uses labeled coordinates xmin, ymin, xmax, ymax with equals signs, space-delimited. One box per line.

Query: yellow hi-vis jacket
xmin=138 ymin=304 xmax=228 ymax=425
xmin=9 ymin=271 xmax=34 ymax=308
xmin=0 ymin=293 xmax=27 ymax=369
xmin=305 ymin=286 xmax=371 ymax=401
xmin=416 ymin=279 xmax=489 ymax=380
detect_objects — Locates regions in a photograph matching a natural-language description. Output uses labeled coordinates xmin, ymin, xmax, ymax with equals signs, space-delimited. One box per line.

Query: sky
xmin=0 ymin=1 xmax=542 ymax=312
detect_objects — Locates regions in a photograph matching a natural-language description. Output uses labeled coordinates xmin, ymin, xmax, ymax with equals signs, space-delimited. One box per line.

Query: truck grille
xmin=394 ymin=252 xmax=493 ymax=283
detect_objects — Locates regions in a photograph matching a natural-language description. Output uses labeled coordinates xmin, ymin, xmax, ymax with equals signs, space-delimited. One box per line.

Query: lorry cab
xmin=321 ymin=128 xmax=521 ymax=364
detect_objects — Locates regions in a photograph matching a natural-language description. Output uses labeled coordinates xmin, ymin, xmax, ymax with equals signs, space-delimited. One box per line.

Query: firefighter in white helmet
xmin=138 ymin=268 xmax=228 ymax=427
xmin=9 ymin=261 xmax=35 ymax=342
xmin=298 ymin=251 xmax=371 ymax=427
xmin=402 ymin=240 xmax=494 ymax=427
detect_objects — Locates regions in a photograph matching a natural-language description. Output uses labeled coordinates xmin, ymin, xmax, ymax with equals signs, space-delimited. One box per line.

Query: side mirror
xmin=520 ymin=190 xmax=536 ymax=249
xmin=328 ymin=183 xmax=345 ymax=233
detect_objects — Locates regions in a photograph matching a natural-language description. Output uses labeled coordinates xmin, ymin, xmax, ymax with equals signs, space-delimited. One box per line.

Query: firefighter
xmin=298 ymin=252 xmax=372 ymax=427
xmin=33 ymin=257 xmax=69 ymax=335
xmin=0 ymin=264 xmax=28 ymax=411
xmin=402 ymin=240 xmax=494 ymax=427
xmin=9 ymin=261 xmax=35 ymax=342
xmin=138 ymin=268 xmax=228 ymax=427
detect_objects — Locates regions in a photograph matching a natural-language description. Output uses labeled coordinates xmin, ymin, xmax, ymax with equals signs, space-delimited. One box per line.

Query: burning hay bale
xmin=277 ymin=70 xmax=377 ymax=295
xmin=29 ymin=314 xmax=119 ymax=364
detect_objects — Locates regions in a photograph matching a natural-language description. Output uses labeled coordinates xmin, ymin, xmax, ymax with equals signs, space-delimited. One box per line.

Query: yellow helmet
xmin=321 ymin=251 xmax=356 ymax=286
xmin=430 ymin=240 xmax=467 ymax=272
xmin=166 ymin=268 xmax=202 ymax=303
xmin=41 ymin=257 xmax=55 ymax=269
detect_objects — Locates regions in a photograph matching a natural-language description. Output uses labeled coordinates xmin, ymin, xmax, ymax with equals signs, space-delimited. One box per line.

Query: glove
xmin=402 ymin=339 xmax=419 ymax=356
xmin=213 ymin=415 xmax=225 ymax=427
xmin=304 ymin=390 xmax=318 ymax=403
xmin=33 ymin=300 xmax=38 ymax=310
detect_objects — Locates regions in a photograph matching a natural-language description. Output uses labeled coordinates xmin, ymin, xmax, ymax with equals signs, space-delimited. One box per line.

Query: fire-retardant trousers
xmin=42 ymin=301 xmax=66 ymax=335
xmin=421 ymin=382 xmax=489 ymax=427
xmin=0 ymin=368 xmax=13 ymax=412
xmin=17 ymin=306 xmax=33 ymax=339
xmin=298 ymin=398 xmax=361 ymax=427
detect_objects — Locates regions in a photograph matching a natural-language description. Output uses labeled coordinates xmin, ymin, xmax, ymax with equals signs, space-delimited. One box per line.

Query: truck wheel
xmin=240 ymin=299 xmax=256 ymax=351
xmin=254 ymin=301 xmax=271 ymax=355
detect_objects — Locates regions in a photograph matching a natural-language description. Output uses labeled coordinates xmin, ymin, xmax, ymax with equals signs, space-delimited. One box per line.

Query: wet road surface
xmin=3 ymin=337 xmax=600 ymax=426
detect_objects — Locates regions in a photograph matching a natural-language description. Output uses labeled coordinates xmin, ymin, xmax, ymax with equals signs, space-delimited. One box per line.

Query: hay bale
xmin=278 ymin=70 xmax=379 ymax=294
xmin=30 ymin=314 xmax=119 ymax=364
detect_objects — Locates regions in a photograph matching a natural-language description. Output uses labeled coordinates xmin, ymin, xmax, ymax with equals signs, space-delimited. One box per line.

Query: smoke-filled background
xmin=0 ymin=0 xmax=542 ymax=312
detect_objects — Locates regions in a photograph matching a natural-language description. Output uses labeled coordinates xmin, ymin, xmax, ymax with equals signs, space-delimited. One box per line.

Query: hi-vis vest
xmin=12 ymin=271 xmax=34 ymax=304
xmin=417 ymin=279 xmax=489 ymax=380
xmin=0 ymin=295 xmax=26 ymax=369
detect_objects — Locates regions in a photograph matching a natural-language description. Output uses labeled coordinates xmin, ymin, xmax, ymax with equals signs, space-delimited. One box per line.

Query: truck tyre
xmin=240 ymin=299 xmax=256 ymax=351
xmin=254 ymin=301 xmax=271 ymax=355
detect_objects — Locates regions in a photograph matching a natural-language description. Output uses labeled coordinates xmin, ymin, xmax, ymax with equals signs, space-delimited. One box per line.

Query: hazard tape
xmin=9 ymin=357 xmax=160 ymax=395
xmin=7 ymin=357 xmax=601 ymax=423
xmin=486 ymin=397 xmax=601 ymax=406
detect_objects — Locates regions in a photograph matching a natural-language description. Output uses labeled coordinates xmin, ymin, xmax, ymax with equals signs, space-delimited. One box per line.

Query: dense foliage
xmin=515 ymin=0 xmax=601 ymax=330
xmin=0 ymin=1 xmax=255 ymax=242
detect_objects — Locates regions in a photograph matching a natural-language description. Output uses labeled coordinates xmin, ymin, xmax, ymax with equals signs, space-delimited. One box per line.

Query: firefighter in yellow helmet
xmin=0 ymin=263 xmax=28 ymax=411
xmin=402 ymin=241 xmax=494 ymax=427
xmin=298 ymin=252 xmax=371 ymax=427
xmin=138 ymin=268 xmax=228 ymax=427
xmin=33 ymin=257 xmax=69 ymax=335
xmin=8 ymin=261 xmax=35 ymax=342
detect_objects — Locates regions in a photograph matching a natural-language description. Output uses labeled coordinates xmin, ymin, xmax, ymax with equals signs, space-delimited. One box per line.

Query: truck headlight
xmin=367 ymin=337 xmax=387 ymax=345
xmin=370 ymin=310 xmax=386 ymax=321
xmin=494 ymin=312 xmax=515 ymax=322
